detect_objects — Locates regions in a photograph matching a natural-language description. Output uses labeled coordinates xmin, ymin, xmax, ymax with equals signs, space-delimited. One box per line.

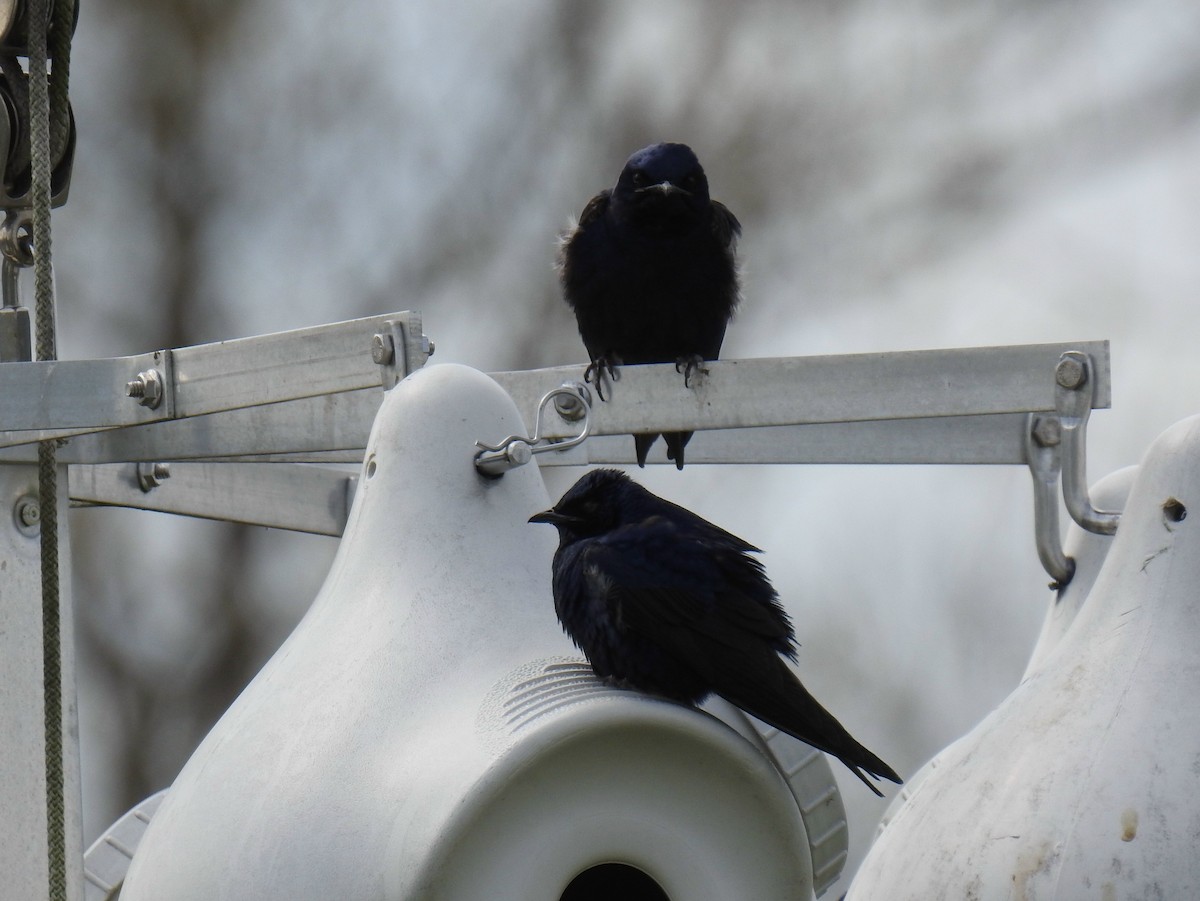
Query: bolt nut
xmin=553 ymin=382 xmax=592 ymax=422
xmin=422 ymin=337 xmax=435 ymax=358
xmin=126 ymin=369 xmax=164 ymax=409
xmin=371 ymin=333 xmax=395 ymax=365
xmin=1032 ymin=416 xmax=1062 ymax=448
xmin=1055 ymin=356 xmax=1087 ymax=390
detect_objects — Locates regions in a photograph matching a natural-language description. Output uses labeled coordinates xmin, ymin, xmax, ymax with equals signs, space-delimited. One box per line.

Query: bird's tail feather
xmin=720 ymin=662 xmax=902 ymax=796
xmin=634 ymin=432 xmax=693 ymax=469
xmin=664 ymin=431 xmax=692 ymax=470
xmin=634 ymin=433 xmax=659 ymax=467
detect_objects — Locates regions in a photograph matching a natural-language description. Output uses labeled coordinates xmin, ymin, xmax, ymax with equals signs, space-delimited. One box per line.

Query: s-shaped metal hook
xmin=1055 ymin=351 xmax=1120 ymax=536
xmin=475 ymin=382 xmax=593 ymax=476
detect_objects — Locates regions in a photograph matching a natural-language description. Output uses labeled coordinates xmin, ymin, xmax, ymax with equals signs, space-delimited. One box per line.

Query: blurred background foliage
xmin=58 ymin=0 xmax=1200 ymax=890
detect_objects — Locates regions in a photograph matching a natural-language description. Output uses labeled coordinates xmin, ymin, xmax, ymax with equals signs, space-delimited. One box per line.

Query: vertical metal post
xmin=0 ymin=463 xmax=83 ymax=900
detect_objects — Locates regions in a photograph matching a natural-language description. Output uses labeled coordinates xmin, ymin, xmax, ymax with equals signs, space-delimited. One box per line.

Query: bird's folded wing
xmin=581 ymin=520 xmax=793 ymax=660
xmin=578 ymin=190 xmax=610 ymax=228
xmin=638 ymin=503 xmax=760 ymax=556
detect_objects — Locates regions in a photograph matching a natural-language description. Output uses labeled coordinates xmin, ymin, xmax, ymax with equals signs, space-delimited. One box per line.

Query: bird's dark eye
xmin=682 ymin=173 xmax=698 ymax=189
xmin=631 ymin=171 xmax=647 ymax=188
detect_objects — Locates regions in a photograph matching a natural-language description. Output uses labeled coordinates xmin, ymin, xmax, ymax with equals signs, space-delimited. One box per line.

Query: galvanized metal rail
xmin=0 ymin=320 xmax=1112 ymax=580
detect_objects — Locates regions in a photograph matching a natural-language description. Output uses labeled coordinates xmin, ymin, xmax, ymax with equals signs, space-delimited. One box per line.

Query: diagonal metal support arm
xmin=69 ymin=462 xmax=356 ymax=536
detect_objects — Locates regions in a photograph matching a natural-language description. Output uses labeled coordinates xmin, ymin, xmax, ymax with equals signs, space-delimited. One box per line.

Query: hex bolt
xmin=1032 ymin=416 xmax=1062 ymax=448
xmin=371 ymin=333 xmax=395 ymax=365
xmin=423 ymin=337 xmax=436 ymax=358
xmin=137 ymin=462 xmax=172 ymax=492
xmin=126 ymin=369 xmax=164 ymax=409
xmin=1055 ymin=356 xmax=1087 ymax=390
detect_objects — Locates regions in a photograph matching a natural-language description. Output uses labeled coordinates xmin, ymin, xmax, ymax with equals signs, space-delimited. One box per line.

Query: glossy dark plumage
xmin=529 ymin=469 xmax=902 ymax=796
xmin=557 ymin=143 xmax=741 ymax=469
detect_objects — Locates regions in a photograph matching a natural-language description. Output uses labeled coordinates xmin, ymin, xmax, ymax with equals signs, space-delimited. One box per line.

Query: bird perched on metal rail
xmin=557 ymin=142 xmax=741 ymax=470
xmin=529 ymin=469 xmax=902 ymax=796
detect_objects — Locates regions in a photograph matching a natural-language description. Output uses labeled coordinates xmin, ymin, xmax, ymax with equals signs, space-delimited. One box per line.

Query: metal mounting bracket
xmin=372 ymin=312 xmax=433 ymax=389
xmin=126 ymin=348 xmax=177 ymax=418
xmin=0 ymin=310 xmax=431 ymax=447
xmin=0 ymin=209 xmax=32 ymax=362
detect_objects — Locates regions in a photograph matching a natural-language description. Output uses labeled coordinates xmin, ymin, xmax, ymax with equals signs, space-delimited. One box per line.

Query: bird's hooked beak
xmin=635 ymin=180 xmax=690 ymax=197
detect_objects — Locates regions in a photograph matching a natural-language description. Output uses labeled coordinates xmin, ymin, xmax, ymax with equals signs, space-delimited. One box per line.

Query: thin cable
xmin=28 ymin=0 xmax=66 ymax=898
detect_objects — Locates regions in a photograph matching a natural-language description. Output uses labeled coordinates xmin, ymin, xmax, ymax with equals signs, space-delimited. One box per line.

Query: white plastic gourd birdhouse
xmin=115 ymin=363 xmax=843 ymax=901
xmin=848 ymin=416 xmax=1200 ymax=899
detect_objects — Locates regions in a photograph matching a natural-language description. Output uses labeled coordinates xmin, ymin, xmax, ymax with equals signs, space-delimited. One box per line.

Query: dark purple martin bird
xmin=529 ymin=469 xmax=902 ymax=796
xmin=557 ymin=142 xmax=741 ymax=470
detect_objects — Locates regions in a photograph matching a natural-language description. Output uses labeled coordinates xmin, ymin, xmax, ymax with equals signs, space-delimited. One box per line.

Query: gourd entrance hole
xmin=560 ymin=862 xmax=670 ymax=901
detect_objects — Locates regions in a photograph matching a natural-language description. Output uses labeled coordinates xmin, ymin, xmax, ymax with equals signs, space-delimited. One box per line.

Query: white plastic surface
xmin=1021 ymin=465 xmax=1135 ymax=681
xmin=848 ymin=415 xmax=1200 ymax=899
xmin=704 ymin=698 xmax=849 ymax=896
xmin=117 ymin=364 xmax=815 ymax=901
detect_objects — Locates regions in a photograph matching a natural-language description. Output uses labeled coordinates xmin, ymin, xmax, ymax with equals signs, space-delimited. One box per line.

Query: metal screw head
xmin=126 ymin=369 xmax=164 ymax=408
xmin=1031 ymin=416 xmax=1062 ymax=448
xmin=371 ymin=333 xmax=395 ymax=365
xmin=17 ymin=497 xmax=39 ymax=526
xmin=14 ymin=496 xmax=39 ymax=535
xmin=1055 ymin=356 xmax=1087 ymax=390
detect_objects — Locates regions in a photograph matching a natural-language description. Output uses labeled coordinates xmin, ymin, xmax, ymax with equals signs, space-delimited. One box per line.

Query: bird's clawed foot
xmin=584 ymin=356 xmax=621 ymax=401
xmin=675 ymin=354 xmax=708 ymax=388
